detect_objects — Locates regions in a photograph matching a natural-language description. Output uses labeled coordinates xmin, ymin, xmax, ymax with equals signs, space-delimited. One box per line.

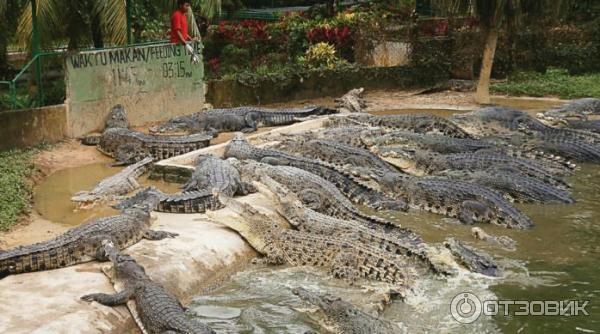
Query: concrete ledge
xmin=0 ymin=205 xmax=260 ymax=333
xmin=0 ymin=104 xmax=67 ymax=150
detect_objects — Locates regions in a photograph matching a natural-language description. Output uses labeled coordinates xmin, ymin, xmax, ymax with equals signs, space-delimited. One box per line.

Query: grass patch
xmin=491 ymin=68 xmax=600 ymax=99
xmin=0 ymin=148 xmax=36 ymax=230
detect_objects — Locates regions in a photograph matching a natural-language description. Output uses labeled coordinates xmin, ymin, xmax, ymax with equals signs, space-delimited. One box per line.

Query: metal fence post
xmin=9 ymin=81 xmax=17 ymax=110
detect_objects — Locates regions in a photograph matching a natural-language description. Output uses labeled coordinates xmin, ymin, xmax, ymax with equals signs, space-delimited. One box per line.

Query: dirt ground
xmin=0 ymin=140 xmax=110 ymax=248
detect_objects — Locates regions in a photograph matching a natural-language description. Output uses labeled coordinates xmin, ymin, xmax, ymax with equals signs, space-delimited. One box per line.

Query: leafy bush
xmin=0 ymin=148 xmax=35 ymax=229
xmin=299 ymin=42 xmax=347 ymax=69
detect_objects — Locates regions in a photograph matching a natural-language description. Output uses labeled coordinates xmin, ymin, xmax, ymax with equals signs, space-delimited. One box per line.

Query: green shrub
xmin=0 ymin=149 xmax=36 ymax=229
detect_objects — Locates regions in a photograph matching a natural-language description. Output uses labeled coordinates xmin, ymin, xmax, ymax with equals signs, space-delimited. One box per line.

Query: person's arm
xmin=177 ymin=30 xmax=188 ymax=44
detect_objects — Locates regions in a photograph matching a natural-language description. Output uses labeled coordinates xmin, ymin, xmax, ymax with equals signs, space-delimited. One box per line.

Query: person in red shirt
xmin=170 ymin=0 xmax=191 ymax=44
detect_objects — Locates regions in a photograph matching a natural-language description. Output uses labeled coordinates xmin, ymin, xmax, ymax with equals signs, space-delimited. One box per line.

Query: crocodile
xmin=98 ymin=127 xmax=213 ymax=165
xmin=150 ymin=106 xmax=338 ymax=135
xmin=81 ymin=242 xmax=215 ymax=334
xmin=71 ymin=156 xmax=154 ymax=208
xmin=444 ymin=238 xmax=500 ymax=277
xmin=292 ymin=287 xmax=405 ymax=334
xmin=451 ymin=107 xmax=600 ymax=162
xmin=210 ymin=195 xmax=416 ymax=286
xmin=113 ymin=187 xmax=223 ymax=214
xmin=335 ymin=88 xmax=367 ymax=113
xmin=224 ymin=133 xmax=408 ymax=211
xmin=435 ymin=169 xmax=575 ymax=204
xmin=115 ymin=156 xmax=256 ymax=214
xmin=410 ymin=150 xmax=570 ymax=188
xmin=0 ymin=198 xmax=177 ymax=278
xmin=380 ymin=173 xmax=534 ymax=229
xmin=181 ymin=155 xmax=256 ymax=195
xmin=256 ymin=174 xmax=486 ymax=276
xmin=326 ymin=113 xmax=472 ymax=138
xmin=275 ymin=138 xmax=399 ymax=180
xmin=230 ymin=159 xmax=398 ymax=229
xmin=539 ymin=98 xmax=600 ymax=122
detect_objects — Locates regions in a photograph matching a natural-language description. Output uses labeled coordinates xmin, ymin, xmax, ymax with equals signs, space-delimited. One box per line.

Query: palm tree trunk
xmin=0 ymin=19 xmax=8 ymax=78
xmin=91 ymin=14 xmax=104 ymax=48
xmin=475 ymin=27 xmax=498 ymax=104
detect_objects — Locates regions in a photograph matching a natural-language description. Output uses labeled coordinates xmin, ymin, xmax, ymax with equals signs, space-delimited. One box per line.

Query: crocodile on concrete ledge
xmin=224 ymin=133 xmax=408 ymax=211
xmin=292 ymin=287 xmax=406 ymax=334
xmin=116 ymin=156 xmax=257 ymax=213
xmin=84 ymin=105 xmax=213 ymax=165
xmin=113 ymin=187 xmax=224 ymax=214
xmin=230 ymin=159 xmax=400 ymax=230
xmin=210 ymin=195 xmax=417 ymax=287
xmin=0 ymin=198 xmax=177 ymax=278
xmin=149 ymin=106 xmax=338 ymax=135
xmin=380 ymin=173 xmax=534 ymax=229
xmin=81 ymin=242 xmax=215 ymax=334
xmin=71 ymin=156 xmax=154 ymax=208
xmin=275 ymin=138 xmax=399 ymax=181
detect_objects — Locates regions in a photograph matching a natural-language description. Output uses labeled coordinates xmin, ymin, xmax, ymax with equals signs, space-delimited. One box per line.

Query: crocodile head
xmin=539 ymin=98 xmax=600 ymax=122
xmin=254 ymin=174 xmax=306 ymax=227
xmin=105 ymin=104 xmax=130 ymax=129
xmin=292 ymin=287 xmax=362 ymax=325
xmin=444 ymin=237 xmax=501 ymax=277
xmin=207 ymin=195 xmax=275 ymax=254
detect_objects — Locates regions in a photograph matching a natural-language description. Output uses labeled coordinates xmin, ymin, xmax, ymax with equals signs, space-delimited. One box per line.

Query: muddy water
xmin=33 ymin=162 xmax=180 ymax=226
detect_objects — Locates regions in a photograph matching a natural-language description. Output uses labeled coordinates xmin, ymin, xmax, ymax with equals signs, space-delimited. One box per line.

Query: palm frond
xmin=15 ymin=0 xmax=63 ymax=50
xmin=94 ymin=0 xmax=127 ymax=45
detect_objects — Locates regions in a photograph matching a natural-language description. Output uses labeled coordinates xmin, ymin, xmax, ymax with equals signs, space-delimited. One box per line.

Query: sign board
xmin=65 ymin=42 xmax=204 ymax=137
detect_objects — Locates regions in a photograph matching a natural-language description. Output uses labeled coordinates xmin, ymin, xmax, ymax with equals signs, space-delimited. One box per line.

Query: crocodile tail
xmin=156 ymin=191 xmax=223 ymax=214
xmin=0 ymin=240 xmax=83 ymax=277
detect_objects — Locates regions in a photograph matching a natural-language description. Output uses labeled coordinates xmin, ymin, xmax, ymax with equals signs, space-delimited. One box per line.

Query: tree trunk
xmin=475 ymin=27 xmax=498 ymax=104
xmin=0 ymin=19 xmax=8 ymax=79
xmin=91 ymin=14 xmax=104 ymax=49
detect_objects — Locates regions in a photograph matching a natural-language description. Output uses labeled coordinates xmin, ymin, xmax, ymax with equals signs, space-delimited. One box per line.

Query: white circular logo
xmin=450 ymin=292 xmax=482 ymax=324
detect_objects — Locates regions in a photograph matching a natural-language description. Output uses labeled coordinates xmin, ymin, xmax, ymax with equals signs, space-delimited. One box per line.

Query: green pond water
xmin=30 ymin=100 xmax=599 ymax=333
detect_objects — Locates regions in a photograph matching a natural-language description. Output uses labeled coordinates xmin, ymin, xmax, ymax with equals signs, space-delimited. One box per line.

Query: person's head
xmin=178 ymin=0 xmax=190 ymax=11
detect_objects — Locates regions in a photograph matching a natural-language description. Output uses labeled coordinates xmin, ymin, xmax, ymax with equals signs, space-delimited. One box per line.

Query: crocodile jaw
xmin=213 ymin=217 xmax=269 ymax=254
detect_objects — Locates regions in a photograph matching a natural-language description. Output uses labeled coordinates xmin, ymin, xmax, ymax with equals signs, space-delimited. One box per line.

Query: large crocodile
xmin=275 ymin=138 xmax=399 ymax=180
xmin=230 ymin=159 xmax=397 ymax=228
xmin=451 ymin=107 xmax=600 ymax=162
xmin=182 ymin=155 xmax=256 ymax=195
xmin=255 ymin=174 xmax=487 ymax=276
xmin=98 ymin=127 xmax=213 ymax=165
xmin=210 ymin=195 xmax=416 ymax=286
xmin=150 ymin=106 xmax=337 ymax=135
xmin=538 ymin=98 xmax=600 ymax=132
xmin=71 ymin=156 xmax=154 ymax=208
xmin=292 ymin=287 xmax=405 ymax=334
xmin=326 ymin=113 xmax=472 ymax=138
xmin=436 ymin=169 xmax=575 ymax=204
xmin=380 ymin=173 xmax=534 ymax=229
xmin=224 ymin=133 xmax=407 ymax=211
xmin=113 ymin=187 xmax=223 ymax=214
xmin=81 ymin=242 xmax=215 ymax=334
xmin=115 ymin=156 xmax=256 ymax=213
xmin=0 ymin=199 xmax=176 ymax=278
xmin=410 ymin=150 xmax=570 ymax=188
xmin=85 ymin=105 xmax=213 ymax=165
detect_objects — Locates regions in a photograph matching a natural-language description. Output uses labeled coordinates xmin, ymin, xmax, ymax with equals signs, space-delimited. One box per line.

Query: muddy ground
xmin=0 ymin=89 xmax=563 ymax=248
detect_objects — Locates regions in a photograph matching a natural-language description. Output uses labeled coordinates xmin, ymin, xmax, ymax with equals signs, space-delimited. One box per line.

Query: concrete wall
xmin=65 ymin=43 xmax=205 ymax=137
xmin=0 ymin=105 xmax=67 ymax=150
